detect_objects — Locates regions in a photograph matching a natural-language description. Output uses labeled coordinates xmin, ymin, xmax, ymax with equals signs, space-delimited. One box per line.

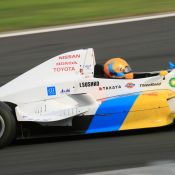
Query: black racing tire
xmin=0 ymin=102 xmax=17 ymax=148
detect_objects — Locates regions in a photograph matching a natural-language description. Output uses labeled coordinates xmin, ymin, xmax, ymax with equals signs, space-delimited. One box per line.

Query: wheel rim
xmin=0 ymin=115 xmax=5 ymax=138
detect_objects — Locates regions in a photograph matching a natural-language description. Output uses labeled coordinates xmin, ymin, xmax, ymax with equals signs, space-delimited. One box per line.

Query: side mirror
xmin=160 ymin=70 xmax=168 ymax=76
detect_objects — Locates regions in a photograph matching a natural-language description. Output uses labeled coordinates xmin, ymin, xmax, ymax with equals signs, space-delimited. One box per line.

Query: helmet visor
xmin=124 ymin=66 xmax=132 ymax=74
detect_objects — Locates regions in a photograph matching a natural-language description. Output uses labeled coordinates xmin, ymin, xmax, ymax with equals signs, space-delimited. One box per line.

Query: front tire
xmin=0 ymin=102 xmax=16 ymax=148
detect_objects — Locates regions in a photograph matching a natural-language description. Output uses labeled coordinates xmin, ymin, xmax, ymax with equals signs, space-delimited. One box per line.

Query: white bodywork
xmin=0 ymin=48 xmax=175 ymax=123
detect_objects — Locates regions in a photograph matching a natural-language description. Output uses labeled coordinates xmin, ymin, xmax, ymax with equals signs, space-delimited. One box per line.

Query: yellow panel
xmin=120 ymin=90 xmax=175 ymax=130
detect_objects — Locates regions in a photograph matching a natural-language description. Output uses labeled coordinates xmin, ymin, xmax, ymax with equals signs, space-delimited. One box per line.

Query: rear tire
xmin=0 ymin=102 xmax=16 ymax=148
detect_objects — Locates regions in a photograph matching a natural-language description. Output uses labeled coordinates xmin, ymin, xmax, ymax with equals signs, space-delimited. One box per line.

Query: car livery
xmin=0 ymin=48 xmax=175 ymax=148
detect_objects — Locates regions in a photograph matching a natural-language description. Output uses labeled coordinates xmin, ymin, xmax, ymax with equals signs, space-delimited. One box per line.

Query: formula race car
xmin=0 ymin=48 xmax=175 ymax=148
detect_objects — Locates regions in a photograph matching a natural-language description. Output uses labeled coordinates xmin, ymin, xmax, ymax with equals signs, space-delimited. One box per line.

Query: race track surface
xmin=0 ymin=16 xmax=175 ymax=175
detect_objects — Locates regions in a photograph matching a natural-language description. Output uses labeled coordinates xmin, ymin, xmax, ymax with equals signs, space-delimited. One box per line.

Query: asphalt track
xmin=0 ymin=16 xmax=175 ymax=175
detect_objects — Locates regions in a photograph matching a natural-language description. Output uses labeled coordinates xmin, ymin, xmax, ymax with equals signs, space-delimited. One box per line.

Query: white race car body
xmin=0 ymin=48 xmax=175 ymax=135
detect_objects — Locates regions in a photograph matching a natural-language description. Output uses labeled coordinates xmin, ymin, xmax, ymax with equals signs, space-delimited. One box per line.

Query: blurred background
xmin=1 ymin=1 xmax=175 ymax=175
xmin=0 ymin=0 xmax=175 ymax=32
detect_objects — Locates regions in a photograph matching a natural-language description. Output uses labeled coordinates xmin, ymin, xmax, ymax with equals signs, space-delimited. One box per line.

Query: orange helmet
xmin=104 ymin=58 xmax=133 ymax=79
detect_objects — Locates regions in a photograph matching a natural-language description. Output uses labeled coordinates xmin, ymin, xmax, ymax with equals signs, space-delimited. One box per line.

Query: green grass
xmin=0 ymin=0 xmax=175 ymax=32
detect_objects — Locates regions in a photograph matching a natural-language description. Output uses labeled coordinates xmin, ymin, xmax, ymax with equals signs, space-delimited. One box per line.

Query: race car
xmin=0 ymin=48 xmax=175 ymax=148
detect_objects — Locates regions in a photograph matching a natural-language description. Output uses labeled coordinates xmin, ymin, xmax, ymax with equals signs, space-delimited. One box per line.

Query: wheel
xmin=0 ymin=102 xmax=17 ymax=148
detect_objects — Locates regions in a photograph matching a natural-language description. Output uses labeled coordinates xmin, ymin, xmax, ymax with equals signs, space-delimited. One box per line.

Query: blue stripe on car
xmin=86 ymin=93 xmax=139 ymax=134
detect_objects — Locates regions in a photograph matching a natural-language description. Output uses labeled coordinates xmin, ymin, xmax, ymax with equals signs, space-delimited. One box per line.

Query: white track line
xmin=81 ymin=161 xmax=175 ymax=175
xmin=0 ymin=12 xmax=175 ymax=38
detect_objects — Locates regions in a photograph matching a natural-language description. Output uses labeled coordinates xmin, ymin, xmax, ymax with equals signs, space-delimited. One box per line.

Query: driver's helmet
xmin=104 ymin=58 xmax=133 ymax=79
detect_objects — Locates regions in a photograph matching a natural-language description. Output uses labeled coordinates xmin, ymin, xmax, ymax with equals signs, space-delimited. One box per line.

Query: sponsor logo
xmin=84 ymin=64 xmax=92 ymax=69
xmin=125 ymin=82 xmax=135 ymax=88
xmin=140 ymin=82 xmax=161 ymax=87
xmin=143 ymin=92 xmax=158 ymax=96
xmin=53 ymin=61 xmax=77 ymax=72
xmin=79 ymin=81 xmax=99 ymax=87
xmin=99 ymin=85 xmax=121 ymax=91
xmin=53 ymin=67 xmax=76 ymax=72
xmin=47 ymin=86 xmax=56 ymax=96
xmin=58 ymin=54 xmax=80 ymax=59
xmin=56 ymin=61 xmax=77 ymax=66
xmin=169 ymin=78 xmax=175 ymax=87
xmin=60 ymin=88 xmax=70 ymax=94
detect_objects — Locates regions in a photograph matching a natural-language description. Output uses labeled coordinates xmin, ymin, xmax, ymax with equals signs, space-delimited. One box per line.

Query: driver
xmin=104 ymin=58 xmax=133 ymax=79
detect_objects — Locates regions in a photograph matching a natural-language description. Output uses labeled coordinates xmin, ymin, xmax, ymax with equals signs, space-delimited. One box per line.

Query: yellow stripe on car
xmin=120 ymin=90 xmax=175 ymax=130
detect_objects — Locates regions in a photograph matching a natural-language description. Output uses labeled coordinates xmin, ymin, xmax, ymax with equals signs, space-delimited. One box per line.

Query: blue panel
xmin=47 ymin=86 xmax=56 ymax=96
xmin=86 ymin=94 xmax=139 ymax=134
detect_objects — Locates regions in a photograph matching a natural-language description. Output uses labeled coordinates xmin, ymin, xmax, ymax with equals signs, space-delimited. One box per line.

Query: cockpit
xmin=94 ymin=64 xmax=162 ymax=79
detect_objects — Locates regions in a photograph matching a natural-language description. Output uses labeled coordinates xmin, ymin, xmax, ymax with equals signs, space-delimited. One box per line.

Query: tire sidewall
xmin=0 ymin=102 xmax=16 ymax=148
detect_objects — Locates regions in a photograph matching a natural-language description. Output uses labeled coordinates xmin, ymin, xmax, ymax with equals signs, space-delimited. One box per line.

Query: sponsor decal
xmin=53 ymin=61 xmax=77 ymax=72
xmin=58 ymin=54 xmax=80 ymax=59
xmin=84 ymin=64 xmax=92 ymax=69
xmin=125 ymin=82 xmax=135 ymax=89
xmin=53 ymin=67 xmax=75 ymax=72
xmin=143 ymin=92 xmax=158 ymax=96
xmin=80 ymin=68 xmax=84 ymax=75
xmin=169 ymin=78 xmax=175 ymax=87
xmin=60 ymin=88 xmax=70 ymax=94
xmin=140 ymin=82 xmax=161 ymax=87
xmin=99 ymin=85 xmax=121 ymax=91
xmin=47 ymin=86 xmax=56 ymax=96
xmin=56 ymin=61 xmax=77 ymax=66
xmin=79 ymin=81 xmax=99 ymax=87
